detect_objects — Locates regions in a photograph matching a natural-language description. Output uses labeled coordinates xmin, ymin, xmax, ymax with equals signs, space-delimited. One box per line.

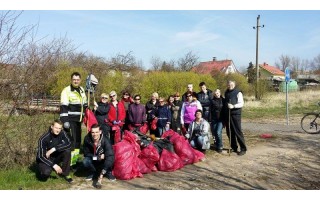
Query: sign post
xmin=285 ymin=67 xmax=290 ymax=126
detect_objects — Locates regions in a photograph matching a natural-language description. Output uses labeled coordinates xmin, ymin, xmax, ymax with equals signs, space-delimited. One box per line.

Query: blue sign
xmin=285 ymin=67 xmax=290 ymax=82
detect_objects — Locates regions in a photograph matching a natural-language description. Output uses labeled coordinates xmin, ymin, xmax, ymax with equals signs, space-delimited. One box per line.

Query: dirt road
xmin=70 ymin=120 xmax=320 ymax=190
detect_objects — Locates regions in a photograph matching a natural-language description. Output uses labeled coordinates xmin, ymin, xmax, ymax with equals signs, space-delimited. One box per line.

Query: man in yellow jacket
xmin=60 ymin=72 xmax=87 ymax=155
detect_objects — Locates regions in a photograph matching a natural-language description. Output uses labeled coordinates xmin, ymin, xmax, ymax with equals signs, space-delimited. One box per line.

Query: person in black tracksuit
xmin=36 ymin=120 xmax=72 ymax=183
xmin=82 ymin=124 xmax=115 ymax=188
xmin=223 ymin=80 xmax=247 ymax=156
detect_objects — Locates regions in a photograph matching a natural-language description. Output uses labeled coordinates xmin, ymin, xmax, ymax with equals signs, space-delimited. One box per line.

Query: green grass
xmin=0 ymin=165 xmax=72 ymax=190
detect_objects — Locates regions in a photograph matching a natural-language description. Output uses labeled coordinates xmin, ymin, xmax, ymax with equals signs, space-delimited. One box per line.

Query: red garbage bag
xmin=157 ymin=149 xmax=183 ymax=172
xmin=151 ymin=118 xmax=158 ymax=130
xmin=137 ymin=158 xmax=152 ymax=174
xmin=162 ymin=130 xmax=195 ymax=165
xmin=139 ymin=123 xmax=149 ymax=134
xmin=112 ymin=131 xmax=143 ymax=180
xmin=192 ymin=148 xmax=205 ymax=163
xmin=83 ymin=108 xmax=98 ymax=132
xmin=139 ymin=142 xmax=160 ymax=171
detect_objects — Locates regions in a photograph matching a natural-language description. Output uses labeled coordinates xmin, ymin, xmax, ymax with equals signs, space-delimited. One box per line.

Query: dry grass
xmin=244 ymin=90 xmax=320 ymax=109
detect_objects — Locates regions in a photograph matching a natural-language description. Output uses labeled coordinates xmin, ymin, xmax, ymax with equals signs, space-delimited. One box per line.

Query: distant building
xmin=191 ymin=57 xmax=240 ymax=76
xmin=259 ymin=62 xmax=285 ymax=81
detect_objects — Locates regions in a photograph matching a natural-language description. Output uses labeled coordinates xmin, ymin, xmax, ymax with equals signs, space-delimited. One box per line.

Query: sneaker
xmin=237 ymin=151 xmax=246 ymax=156
xmin=85 ymin=174 xmax=94 ymax=181
xmin=106 ymin=171 xmax=116 ymax=181
xmin=64 ymin=175 xmax=73 ymax=183
xmin=95 ymin=180 xmax=102 ymax=189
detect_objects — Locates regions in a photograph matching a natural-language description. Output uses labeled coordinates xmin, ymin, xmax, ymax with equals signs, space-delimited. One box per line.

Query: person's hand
xmin=63 ymin=122 xmax=70 ymax=129
xmin=53 ymin=164 xmax=63 ymax=174
xmin=99 ymin=154 xmax=105 ymax=160
xmin=93 ymin=101 xmax=98 ymax=110
xmin=228 ymin=103 xmax=234 ymax=109
xmin=112 ymin=120 xmax=118 ymax=125
xmin=46 ymin=148 xmax=55 ymax=158
xmin=185 ymin=133 xmax=190 ymax=139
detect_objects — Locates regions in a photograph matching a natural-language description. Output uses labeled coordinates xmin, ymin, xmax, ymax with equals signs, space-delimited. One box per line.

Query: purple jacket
xmin=128 ymin=103 xmax=146 ymax=124
xmin=181 ymin=100 xmax=202 ymax=124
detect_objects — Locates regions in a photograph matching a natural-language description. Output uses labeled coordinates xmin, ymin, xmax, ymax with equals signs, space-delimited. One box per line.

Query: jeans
xmin=211 ymin=119 xmax=223 ymax=149
xmin=190 ymin=135 xmax=204 ymax=150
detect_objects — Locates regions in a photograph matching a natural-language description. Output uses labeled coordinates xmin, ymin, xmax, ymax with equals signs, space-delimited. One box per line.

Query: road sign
xmin=285 ymin=67 xmax=290 ymax=82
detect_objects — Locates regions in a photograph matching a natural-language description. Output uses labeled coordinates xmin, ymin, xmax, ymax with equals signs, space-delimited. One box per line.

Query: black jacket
xmin=36 ymin=128 xmax=71 ymax=167
xmin=211 ymin=96 xmax=224 ymax=121
xmin=95 ymin=101 xmax=110 ymax=125
xmin=83 ymin=134 xmax=114 ymax=165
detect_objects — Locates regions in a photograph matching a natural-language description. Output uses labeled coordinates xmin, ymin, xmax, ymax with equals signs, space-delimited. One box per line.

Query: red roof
xmin=260 ymin=63 xmax=284 ymax=75
xmin=192 ymin=60 xmax=233 ymax=74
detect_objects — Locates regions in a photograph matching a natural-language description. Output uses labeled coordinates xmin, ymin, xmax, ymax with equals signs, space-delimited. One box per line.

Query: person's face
xmin=51 ymin=122 xmax=62 ymax=135
xmin=110 ymin=94 xmax=117 ymax=101
xmin=174 ymin=95 xmax=180 ymax=101
xmin=123 ymin=93 xmax=129 ymax=99
xmin=187 ymin=94 xmax=192 ymax=102
xmin=159 ymin=99 xmax=165 ymax=105
xmin=169 ymin=97 xmax=174 ymax=102
xmin=200 ymin=85 xmax=207 ymax=92
xmin=195 ymin=112 xmax=202 ymax=119
xmin=227 ymin=82 xmax=235 ymax=90
xmin=214 ymin=91 xmax=221 ymax=98
xmin=187 ymin=85 xmax=193 ymax=92
xmin=91 ymin=127 xmax=101 ymax=141
xmin=151 ymin=95 xmax=156 ymax=101
xmin=134 ymin=96 xmax=141 ymax=104
xmin=71 ymin=75 xmax=81 ymax=88
xmin=100 ymin=95 xmax=109 ymax=103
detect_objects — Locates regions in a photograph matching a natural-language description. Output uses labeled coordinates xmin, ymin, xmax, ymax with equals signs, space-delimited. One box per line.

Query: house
xmin=191 ymin=57 xmax=240 ymax=76
xmin=259 ymin=62 xmax=285 ymax=81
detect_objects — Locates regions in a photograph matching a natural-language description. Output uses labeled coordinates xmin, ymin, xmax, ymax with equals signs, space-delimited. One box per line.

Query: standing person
xmin=108 ymin=91 xmax=126 ymax=145
xmin=182 ymin=84 xmax=197 ymax=102
xmin=60 ymin=72 xmax=87 ymax=151
xmin=93 ymin=93 xmax=111 ymax=139
xmin=120 ymin=91 xmax=134 ymax=130
xmin=152 ymin=97 xmax=171 ymax=137
xmin=82 ymin=124 xmax=115 ymax=189
xmin=171 ymin=92 xmax=183 ymax=134
xmin=181 ymin=91 xmax=202 ymax=135
xmin=127 ymin=94 xmax=147 ymax=131
xmin=186 ymin=109 xmax=211 ymax=152
xmin=36 ymin=120 xmax=73 ymax=183
xmin=145 ymin=92 xmax=160 ymax=136
xmin=167 ymin=95 xmax=175 ymax=110
xmin=224 ymin=80 xmax=247 ymax=156
xmin=211 ymin=89 xmax=225 ymax=153
xmin=197 ymin=82 xmax=213 ymax=123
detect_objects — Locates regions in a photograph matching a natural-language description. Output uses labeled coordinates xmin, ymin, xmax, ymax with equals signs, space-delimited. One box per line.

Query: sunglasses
xmin=174 ymin=96 xmax=180 ymax=97
xmin=110 ymin=95 xmax=116 ymax=98
xmin=101 ymin=97 xmax=108 ymax=99
xmin=135 ymin=98 xmax=140 ymax=100
xmin=187 ymin=95 xmax=192 ymax=97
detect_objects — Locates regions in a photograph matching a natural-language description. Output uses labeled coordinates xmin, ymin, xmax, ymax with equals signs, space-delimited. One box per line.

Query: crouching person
xmin=36 ymin=119 xmax=73 ymax=183
xmin=186 ymin=109 xmax=211 ymax=152
xmin=82 ymin=124 xmax=115 ymax=189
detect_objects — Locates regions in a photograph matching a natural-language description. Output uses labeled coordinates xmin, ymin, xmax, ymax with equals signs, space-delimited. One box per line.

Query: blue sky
xmin=5 ymin=8 xmax=320 ymax=71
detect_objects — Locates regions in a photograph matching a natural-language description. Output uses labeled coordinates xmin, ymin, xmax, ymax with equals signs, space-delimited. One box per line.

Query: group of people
xmin=35 ymin=71 xmax=247 ymax=188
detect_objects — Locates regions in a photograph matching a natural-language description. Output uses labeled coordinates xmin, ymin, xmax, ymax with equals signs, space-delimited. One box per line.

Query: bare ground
xmin=70 ymin=117 xmax=320 ymax=190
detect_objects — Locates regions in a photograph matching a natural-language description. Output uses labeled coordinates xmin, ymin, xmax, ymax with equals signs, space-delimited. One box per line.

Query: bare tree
xmin=313 ymin=54 xmax=320 ymax=71
xmin=177 ymin=51 xmax=199 ymax=71
xmin=150 ymin=56 xmax=162 ymax=71
xmin=109 ymin=51 xmax=139 ymax=71
xmin=275 ymin=54 xmax=291 ymax=71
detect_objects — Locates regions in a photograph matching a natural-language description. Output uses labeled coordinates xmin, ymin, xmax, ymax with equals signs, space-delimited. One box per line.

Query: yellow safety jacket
xmin=60 ymin=85 xmax=87 ymax=122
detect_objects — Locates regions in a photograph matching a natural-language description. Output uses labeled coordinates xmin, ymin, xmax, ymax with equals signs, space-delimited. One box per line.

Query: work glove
xmin=228 ymin=103 xmax=235 ymax=109
xmin=63 ymin=122 xmax=70 ymax=129
xmin=185 ymin=133 xmax=190 ymax=139
xmin=112 ymin=120 xmax=119 ymax=125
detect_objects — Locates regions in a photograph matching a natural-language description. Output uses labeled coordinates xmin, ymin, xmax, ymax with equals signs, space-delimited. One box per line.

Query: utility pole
xmin=253 ymin=15 xmax=264 ymax=100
